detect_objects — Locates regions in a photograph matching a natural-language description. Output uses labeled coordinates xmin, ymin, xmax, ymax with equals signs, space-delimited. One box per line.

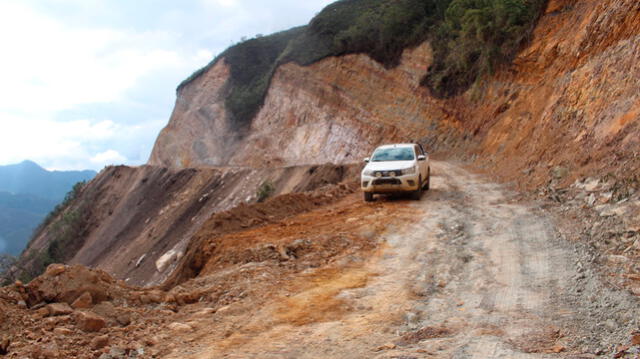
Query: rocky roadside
xmin=0 ymin=264 xmax=171 ymax=358
xmin=0 ymin=261 xmax=296 ymax=359
xmin=534 ymin=174 xmax=640 ymax=357
xmin=0 ymin=186 xmax=404 ymax=359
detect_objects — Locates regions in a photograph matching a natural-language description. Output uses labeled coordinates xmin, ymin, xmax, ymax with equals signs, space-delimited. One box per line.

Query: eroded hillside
xmin=12 ymin=164 xmax=358 ymax=286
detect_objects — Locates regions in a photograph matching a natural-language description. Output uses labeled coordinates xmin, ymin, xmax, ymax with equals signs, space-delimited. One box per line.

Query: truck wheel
xmin=364 ymin=192 xmax=374 ymax=202
xmin=423 ymin=168 xmax=431 ymax=191
xmin=412 ymin=176 xmax=423 ymax=200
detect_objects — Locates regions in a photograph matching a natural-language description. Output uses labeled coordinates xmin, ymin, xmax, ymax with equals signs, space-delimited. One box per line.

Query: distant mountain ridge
xmin=0 ymin=161 xmax=96 ymax=256
xmin=0 ymin=160 xmax=96 ymax=201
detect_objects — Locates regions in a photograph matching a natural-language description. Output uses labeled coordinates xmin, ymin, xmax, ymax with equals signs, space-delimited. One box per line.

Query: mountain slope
xmin=14 ymin=163 xmax=358 ymax=284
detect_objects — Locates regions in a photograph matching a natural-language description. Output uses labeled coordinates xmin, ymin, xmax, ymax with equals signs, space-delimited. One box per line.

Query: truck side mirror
xmin=364 ymin=158 xmax=370 ymax=163
xmin=417 ymin=155 xmax=426 ymax=161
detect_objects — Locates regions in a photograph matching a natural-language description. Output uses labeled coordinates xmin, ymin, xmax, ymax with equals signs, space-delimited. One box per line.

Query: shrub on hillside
xmin=256 ymin=181 xmax=276 ymax=203
xmin=35 ymin=181 xmax=86 ymax=233
xmin=423 ymin=0 xmax=546 ymax=97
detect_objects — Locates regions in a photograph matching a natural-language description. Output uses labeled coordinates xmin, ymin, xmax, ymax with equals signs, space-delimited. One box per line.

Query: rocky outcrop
xmin=460 ymin=0 xmax=640 ymax=188
xmin=149 ymin=43 xmax=464 ymax=169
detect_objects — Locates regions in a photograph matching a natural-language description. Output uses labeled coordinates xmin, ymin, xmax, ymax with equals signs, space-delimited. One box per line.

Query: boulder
xmin=167 ymin=322 xmax=192 ymax=333
xmin=26 ymin=265 xmax=113 ymax=307
xmin=92 ymin=301 xmax=116 ymax=321
xmin=90 ymin=335 xmax=110 ymax=350
xmin=34 ymin=307 xmax=50 ymax=318
xmin=46 ymin=303 xmax=73 ymax=316
xmin=45 ymin=264 xmax=66 ymax=276
xmin=71 ymin=292 xmax=93 ymax=309
xmin=75 ymin=311 xmax=106 ymax=332
xmin=53 ymin=327 xmax=74 ymax=336
xmin=116 ymin=312 xmax=132 ymax=327
xmin=147 ymin=290 xmax=165 ymax=303
xmin=36 ymin=343 xmax=60 ymax=359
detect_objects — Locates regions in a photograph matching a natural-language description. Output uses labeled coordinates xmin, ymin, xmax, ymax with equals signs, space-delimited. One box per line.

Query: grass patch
xmin=178 ymin=0 xmax=546 ymax=127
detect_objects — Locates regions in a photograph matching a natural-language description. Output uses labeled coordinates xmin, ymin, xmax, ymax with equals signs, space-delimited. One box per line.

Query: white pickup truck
xmin=360 ymin=143 xmax=430 ymax=202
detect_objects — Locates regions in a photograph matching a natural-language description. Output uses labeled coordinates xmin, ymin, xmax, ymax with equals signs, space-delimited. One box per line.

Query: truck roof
xmin=376 ymin=143 xmax=416 ymax=149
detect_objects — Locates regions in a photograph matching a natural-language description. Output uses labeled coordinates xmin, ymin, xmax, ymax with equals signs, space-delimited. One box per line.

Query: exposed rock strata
xmin=150 ymin=43 xmax=463 ymax=169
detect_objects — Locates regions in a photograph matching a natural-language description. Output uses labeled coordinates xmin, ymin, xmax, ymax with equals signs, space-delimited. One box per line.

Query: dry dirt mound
xmin=23 ymin=264 xmax=128 ymax=307
xmin=163 ymin=181 xmax=359 ymax=288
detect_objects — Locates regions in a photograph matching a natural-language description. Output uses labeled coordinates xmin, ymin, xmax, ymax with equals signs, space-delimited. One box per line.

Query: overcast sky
xmin=0 ymin=0 xmax=334 ymax=171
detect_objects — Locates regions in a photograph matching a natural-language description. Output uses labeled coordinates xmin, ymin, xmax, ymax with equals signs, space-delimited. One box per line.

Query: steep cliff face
xmin=149 ymin=43 xmax=464 ymax=169
xmin=150 ymin=62 xmax=235 ymax=169
xmin=462 ymin=0 xmax=640 ymax=187
xmin=150 ymin=0 xmax=640 ymax=190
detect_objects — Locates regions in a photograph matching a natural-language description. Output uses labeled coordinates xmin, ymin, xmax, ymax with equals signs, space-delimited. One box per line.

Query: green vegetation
xmin=256 ymin=180 xmax=276 ymax=203
xmin=280 ymin=0 xmax=437 ymax=67
xmin=178 ymin=0 xmax=546 ymax=126
xmin=222 ymin=28 xmax=305 ymax=130
xmin=0 ymin=254 xmax=16 ymax=285
xmin=35 ymin=181 xmax=86 ymax=234
xmin=424 ymin=0 xmax=546 ymax=96
xmin=15 ymin=181 xmax=89 ymax=283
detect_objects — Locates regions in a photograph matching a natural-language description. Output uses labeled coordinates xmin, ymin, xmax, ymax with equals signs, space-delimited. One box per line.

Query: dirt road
xmin=169 ymin=161 xmax=640 ymax=358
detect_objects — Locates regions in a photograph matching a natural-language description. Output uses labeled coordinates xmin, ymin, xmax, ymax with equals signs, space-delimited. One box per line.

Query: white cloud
xmin=0 ymin=112 xmax=119 ymax=169
xmin=0 ymin=3 xmax=196 ymax=114
xmin=0 ymin=0 xmax=336 ymax=171
xmin=0 ymin=2 xmax=212 ymax=170
xmin=213 ymin=0 xmax=239 ymax=8
xmin=90 ymin=150 xmax=127 ymax=166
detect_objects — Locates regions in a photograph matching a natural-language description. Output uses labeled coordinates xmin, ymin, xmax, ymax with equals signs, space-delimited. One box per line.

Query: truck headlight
xmin=363 ymin=169 xmax=375 ymax=176
xmin=402 ymin=166 xmax=417 ymax=175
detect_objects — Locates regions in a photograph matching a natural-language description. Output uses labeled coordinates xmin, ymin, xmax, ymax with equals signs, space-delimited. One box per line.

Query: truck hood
xmin=364 ymin=161 xmax=415 ymax=171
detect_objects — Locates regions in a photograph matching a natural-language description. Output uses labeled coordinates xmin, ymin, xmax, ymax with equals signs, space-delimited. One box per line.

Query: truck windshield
xmin=371 ymin=147 xmax=415 ymax=162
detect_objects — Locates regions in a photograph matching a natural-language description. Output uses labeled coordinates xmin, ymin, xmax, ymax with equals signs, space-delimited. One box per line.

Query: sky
xmin=0 ymin=0 xmax=335 ymax=171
